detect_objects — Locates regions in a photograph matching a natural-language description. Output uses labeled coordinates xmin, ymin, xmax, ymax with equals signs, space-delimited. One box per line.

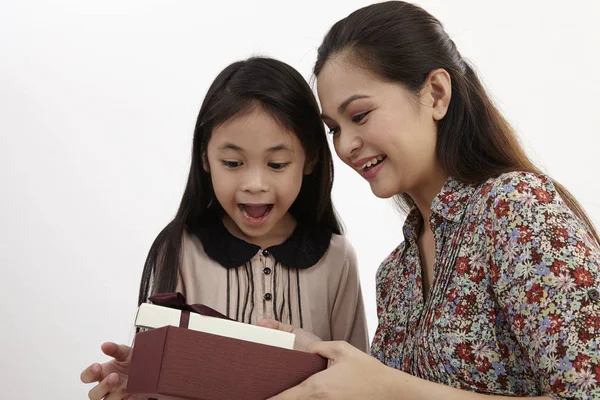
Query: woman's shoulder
xmin=478 ymin=170 xmax=558 ymax=204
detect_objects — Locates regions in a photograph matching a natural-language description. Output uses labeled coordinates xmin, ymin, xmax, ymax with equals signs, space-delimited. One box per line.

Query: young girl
xmin=261 ymin=2 xmax=600 ymax=400
xmin=80 ymin=57 xmax=369 ymax=400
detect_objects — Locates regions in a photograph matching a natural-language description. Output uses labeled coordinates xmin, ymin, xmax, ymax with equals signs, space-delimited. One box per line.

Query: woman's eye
xmin=352 ymin=111 xmax=371 ymax=123
xmin=222 ymin=160 xmax=242 ymax=168
xmin=327 ymin=126 xmax=340 ymax=135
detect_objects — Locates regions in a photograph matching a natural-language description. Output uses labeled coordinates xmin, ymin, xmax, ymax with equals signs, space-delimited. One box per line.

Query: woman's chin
xmin=369 ymin=182 xmax=400 ymax=199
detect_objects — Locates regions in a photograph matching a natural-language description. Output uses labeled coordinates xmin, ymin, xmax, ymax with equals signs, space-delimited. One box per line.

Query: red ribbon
xmin=148 ymin=292 xmax=232 ymax=328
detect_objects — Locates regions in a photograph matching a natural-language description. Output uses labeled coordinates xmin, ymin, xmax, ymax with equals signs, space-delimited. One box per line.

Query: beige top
xmin=175 ymin=222 xmax=369 ymax=353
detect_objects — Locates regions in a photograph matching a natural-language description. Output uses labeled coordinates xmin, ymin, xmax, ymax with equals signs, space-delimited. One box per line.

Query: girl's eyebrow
xmin=219 ymin=142 xmax=244 ymax=152
xmin=267 ymin=144 xmax=293 ymax=153
xmin=218 ymin=142 xmax=293 ymax=153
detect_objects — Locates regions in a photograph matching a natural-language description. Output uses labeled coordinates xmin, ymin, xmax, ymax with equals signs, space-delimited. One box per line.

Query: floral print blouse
xmin=371 ymin=172 xmax=600 ymax=399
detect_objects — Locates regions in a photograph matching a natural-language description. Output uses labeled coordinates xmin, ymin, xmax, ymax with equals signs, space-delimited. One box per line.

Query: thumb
xmin=308 ymin=341 xmax=351 ymax=363
xmin=101 ymin=342 xmax=132 ymax=362
xmin=259 ymin=319 xmax=322 ymax=352
xmin=257 ymin=319 xmax=294 ymax=334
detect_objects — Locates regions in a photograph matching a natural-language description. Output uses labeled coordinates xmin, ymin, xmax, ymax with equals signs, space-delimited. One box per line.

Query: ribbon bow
xmin=148 ymin=292 xmax=232 ymax=328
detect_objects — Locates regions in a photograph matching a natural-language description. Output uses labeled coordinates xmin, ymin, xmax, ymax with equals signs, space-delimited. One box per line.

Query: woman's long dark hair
xmin=138 ymin=57 xmax=342 ymax=305
xmin=314 ymin=1 xmax=599 ymax=242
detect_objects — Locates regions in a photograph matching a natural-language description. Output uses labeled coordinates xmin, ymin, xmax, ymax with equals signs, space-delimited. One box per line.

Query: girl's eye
xmin=352 ymin=110 xmax=371 ymax=123
xmin=222 ymin=160 xmax=242 ymax=168
xmin=268 ymin=162 xmax=289 ymax=170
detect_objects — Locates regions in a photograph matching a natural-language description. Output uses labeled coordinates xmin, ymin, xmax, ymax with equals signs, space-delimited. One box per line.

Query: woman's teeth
xmin=361 ymin=155 xmax=386 ymax=171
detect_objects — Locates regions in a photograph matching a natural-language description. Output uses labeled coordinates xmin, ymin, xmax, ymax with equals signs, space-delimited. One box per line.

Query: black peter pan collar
xmin=189 ymin=214 xmax=332 ymax=270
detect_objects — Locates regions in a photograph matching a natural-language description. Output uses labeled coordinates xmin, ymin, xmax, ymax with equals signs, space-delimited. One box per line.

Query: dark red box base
xmin=127 ymin=325 xmax=327 ymax=400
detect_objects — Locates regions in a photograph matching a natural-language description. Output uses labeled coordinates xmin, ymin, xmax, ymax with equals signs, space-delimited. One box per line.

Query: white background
xmin=1 ymin=0 xmax=599 ymax=398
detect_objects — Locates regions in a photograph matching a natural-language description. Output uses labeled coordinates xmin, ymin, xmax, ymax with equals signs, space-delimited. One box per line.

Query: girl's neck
xmin=222 ymin=212 xmax=297 ymax=249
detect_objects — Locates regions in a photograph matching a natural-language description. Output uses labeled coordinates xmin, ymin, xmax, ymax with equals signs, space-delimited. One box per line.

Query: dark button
xmin=262 ymin=249 xmax=270 ymax=257
xmin=264 ymin=293 xmax=272 ymax=301
xmin=588 ymin=288 xmax=600 ymax=302
xmin=263 ymin=267 xmax=271 ymax=275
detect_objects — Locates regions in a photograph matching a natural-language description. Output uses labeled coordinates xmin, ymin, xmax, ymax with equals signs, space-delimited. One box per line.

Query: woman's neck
xmin=408 ymin=169 xmax=449 ymax=232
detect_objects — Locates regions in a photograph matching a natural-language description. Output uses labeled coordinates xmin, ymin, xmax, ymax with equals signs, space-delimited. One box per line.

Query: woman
xmin=262 ymin=1 xmax=600 ymax=399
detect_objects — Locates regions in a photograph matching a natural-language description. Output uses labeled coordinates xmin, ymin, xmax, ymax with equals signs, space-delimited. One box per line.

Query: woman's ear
xmin=422 ymin=68 xmax=452 ymax=121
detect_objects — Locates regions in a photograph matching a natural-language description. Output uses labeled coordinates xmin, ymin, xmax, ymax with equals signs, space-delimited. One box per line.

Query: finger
xmin=80 ymin=363 xmax=103 ymax=384
xmin=309 ymin=341 xmax=350 ymax=361
xmin=87 ymin=372 xmax=120 ymax=400
xmin=257 ymin=319 xmax=295 ymax=334
xmin=258 ymin=319 xmax=322 ymax=352
xmin=101 ymin=342 xmax=132 ymax=362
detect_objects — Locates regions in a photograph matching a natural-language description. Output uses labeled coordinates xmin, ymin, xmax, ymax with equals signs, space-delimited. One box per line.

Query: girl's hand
xmin=257 ymin=319 xmax=322 ymax=352
xmin=80 ymin=342 xmax=141 ymax=400
xmin=268 ymin=340 xmax=396 ymax=400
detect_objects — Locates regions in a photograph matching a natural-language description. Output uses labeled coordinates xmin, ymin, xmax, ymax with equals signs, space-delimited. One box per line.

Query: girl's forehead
xmin=209 ymin=109 xmax=302 ymax=154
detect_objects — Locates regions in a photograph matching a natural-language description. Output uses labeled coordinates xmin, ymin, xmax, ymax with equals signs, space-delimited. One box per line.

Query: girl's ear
xmin=304 ymin=158 xmax=317 ymax=175
xmin=202 ymin=152 xmax=210 ymax=173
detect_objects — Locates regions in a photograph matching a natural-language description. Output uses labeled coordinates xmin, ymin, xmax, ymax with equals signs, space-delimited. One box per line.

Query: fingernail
xmin=91 ymin=364 xmax=100 ymax=373
xmin=108 ymin=374 xmax=119 ymax=385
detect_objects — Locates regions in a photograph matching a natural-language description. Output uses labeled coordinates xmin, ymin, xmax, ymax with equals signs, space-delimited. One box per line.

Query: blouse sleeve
xmin=330 ymin=238 xmax=370 ymax=353
xmin=486 ymin=172 xmax=600 ymax=399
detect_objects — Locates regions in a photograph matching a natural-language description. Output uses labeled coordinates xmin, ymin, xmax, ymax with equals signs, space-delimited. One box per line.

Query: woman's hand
xmin=265 ymin=340 xmax=558 ymax=400
xmin=267 ymin=340 xmax=396 ymax=399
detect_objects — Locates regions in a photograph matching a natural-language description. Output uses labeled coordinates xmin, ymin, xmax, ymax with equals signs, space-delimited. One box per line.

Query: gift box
xmin=126 ymin=293 xmax=327 ymax=400
xmin=134 ymin=301 xmax=295 ymax=350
